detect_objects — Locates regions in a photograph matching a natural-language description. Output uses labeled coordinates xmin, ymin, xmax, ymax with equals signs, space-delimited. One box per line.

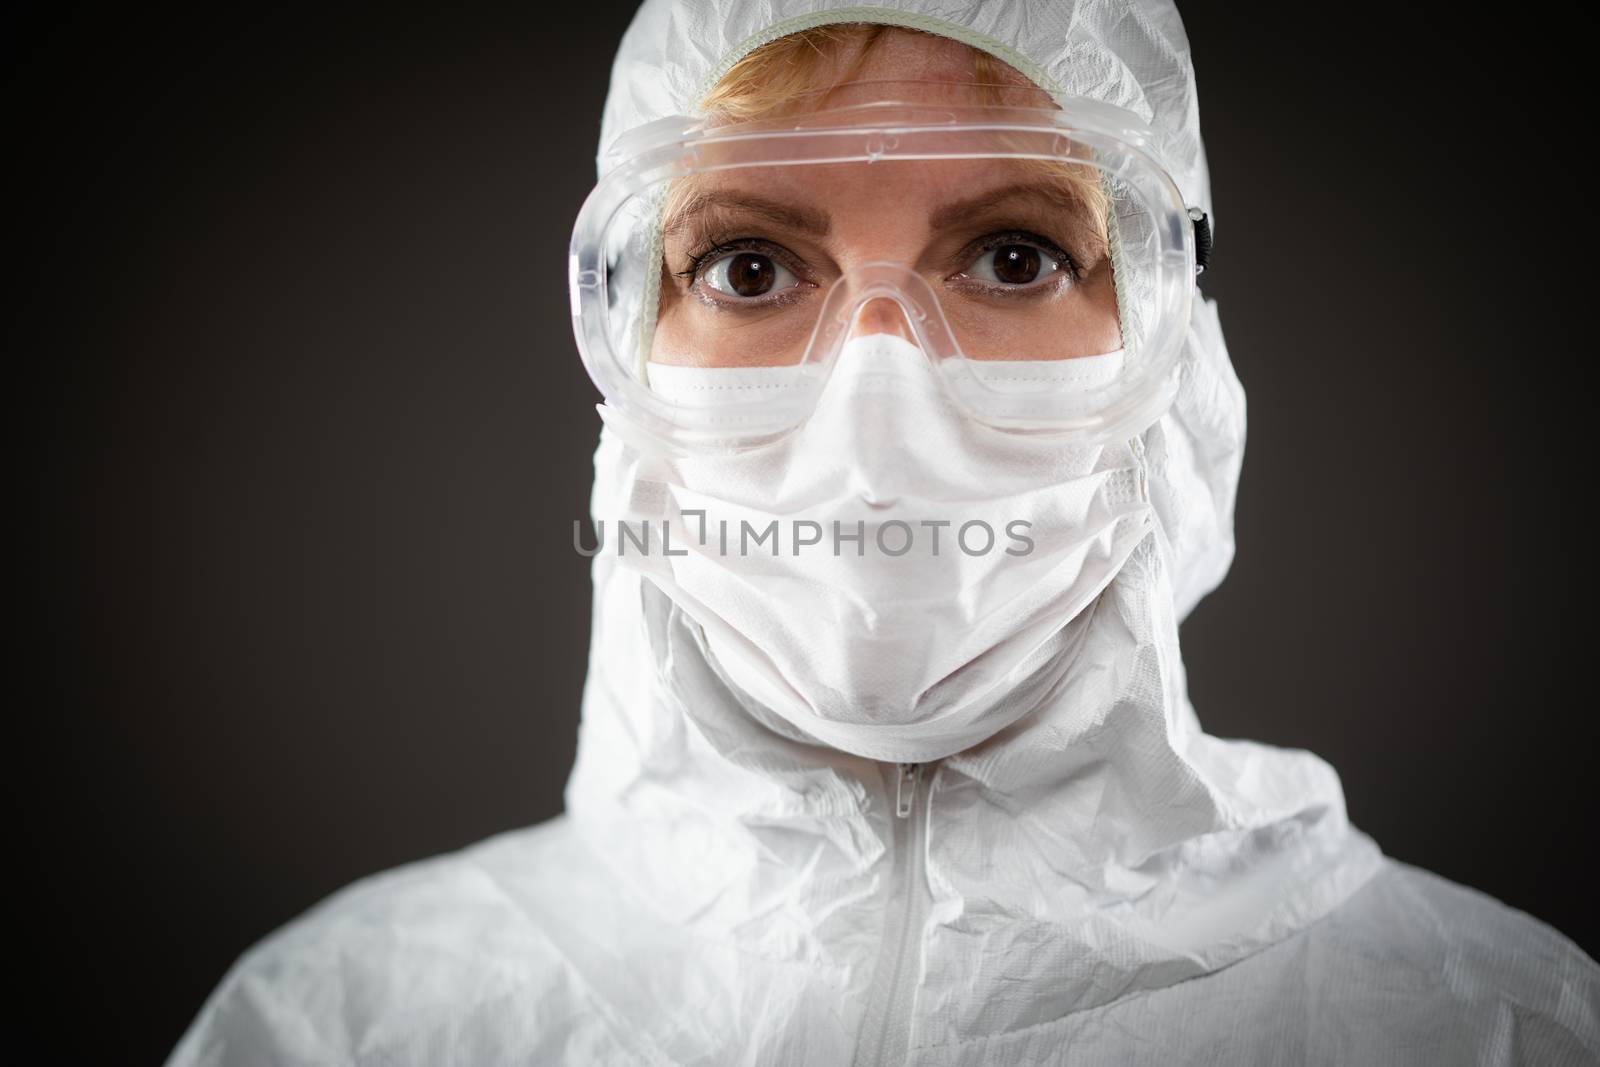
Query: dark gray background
xmin=15 ymin=2 xmax=1595 ymax=1063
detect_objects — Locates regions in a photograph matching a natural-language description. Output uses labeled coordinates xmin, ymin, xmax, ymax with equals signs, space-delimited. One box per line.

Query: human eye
xmin=681 ymin=240 xmax=809 ymax=306
xmin=953 ymin=231 xmax=1082 ymax=293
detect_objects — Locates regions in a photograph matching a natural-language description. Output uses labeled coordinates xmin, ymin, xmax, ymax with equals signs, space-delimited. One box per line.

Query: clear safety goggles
xmin=569 ymin=93 xmax=1206 ymax=449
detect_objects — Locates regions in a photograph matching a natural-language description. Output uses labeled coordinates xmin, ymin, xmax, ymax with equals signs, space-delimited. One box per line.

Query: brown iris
xmin=727 ymin=252 xmax=777 ymax=297
xmin=991 ymin=244 xmax=1042 ymax=285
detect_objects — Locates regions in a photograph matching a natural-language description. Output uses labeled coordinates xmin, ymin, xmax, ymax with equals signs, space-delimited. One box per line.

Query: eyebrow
xmin=927 ymin=182 xmax=1089 ymax=231
xmin=661 ymin=192 xmax=831 ymax=239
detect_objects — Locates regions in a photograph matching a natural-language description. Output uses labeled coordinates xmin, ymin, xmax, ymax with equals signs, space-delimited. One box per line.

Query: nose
xmin=846 ymin=295 xmax=918 ymax=344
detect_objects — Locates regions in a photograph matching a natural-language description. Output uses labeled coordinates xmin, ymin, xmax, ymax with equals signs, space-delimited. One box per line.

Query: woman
xmin=169 ymin=1 xmax=1599 ymax=1063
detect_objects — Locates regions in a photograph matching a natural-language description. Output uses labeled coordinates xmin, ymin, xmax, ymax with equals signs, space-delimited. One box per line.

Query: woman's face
xmin=651 ymin=32 xmax=1124 ymax=368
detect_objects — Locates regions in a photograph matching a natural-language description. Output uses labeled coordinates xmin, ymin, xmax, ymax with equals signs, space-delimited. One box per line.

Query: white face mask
xmin=591 ymin=333 xmax=1154 ymax=763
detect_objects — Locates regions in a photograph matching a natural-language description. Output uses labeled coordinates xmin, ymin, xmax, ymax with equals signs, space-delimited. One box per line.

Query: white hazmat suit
xmin=168 ymin=1 xmax=1600 ymax=1064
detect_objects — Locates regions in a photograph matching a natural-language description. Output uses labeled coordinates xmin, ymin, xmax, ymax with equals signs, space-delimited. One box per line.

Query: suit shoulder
xmin=1073 ymin=858 xmax=1599 ymax=1066
xmin=1268 ymin=857 xmax=1599 ymax=1063
xmin=164 ymin=816 xmax=651 ymax=1066
xmin=1350 ymin=859 xmax=1598 ymax=994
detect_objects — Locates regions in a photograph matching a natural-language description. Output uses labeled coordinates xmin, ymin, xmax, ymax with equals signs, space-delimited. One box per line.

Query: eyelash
xmin=673 ymin=229 xmax=1086 ymax=299
xmin=962 ymin=230 xmax=1085 ymax=284
xmin=675 ymin=237 xmax=804 ymax=283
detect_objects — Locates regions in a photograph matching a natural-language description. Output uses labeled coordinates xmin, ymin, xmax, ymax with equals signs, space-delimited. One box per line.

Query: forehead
xmin=665 ymin=29 xmax=1083 ymax=236
xmin=660 ymin=158 xmax=1108 ymax=257
xmin=672 ymin=157 xmax=1068 ymax=215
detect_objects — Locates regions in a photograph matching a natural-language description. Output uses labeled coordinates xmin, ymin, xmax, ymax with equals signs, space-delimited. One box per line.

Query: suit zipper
xmin=852 ymin=761 xmax=933 ymax=1067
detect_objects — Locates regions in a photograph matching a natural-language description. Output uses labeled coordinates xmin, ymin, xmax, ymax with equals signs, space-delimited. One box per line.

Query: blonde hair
xmin=703 ymin=23 xmax=1020 ymax=119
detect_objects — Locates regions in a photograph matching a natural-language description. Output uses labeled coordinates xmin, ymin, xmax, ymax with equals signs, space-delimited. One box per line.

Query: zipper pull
xmin=895 ymin=762 xmax=921 ymax=819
